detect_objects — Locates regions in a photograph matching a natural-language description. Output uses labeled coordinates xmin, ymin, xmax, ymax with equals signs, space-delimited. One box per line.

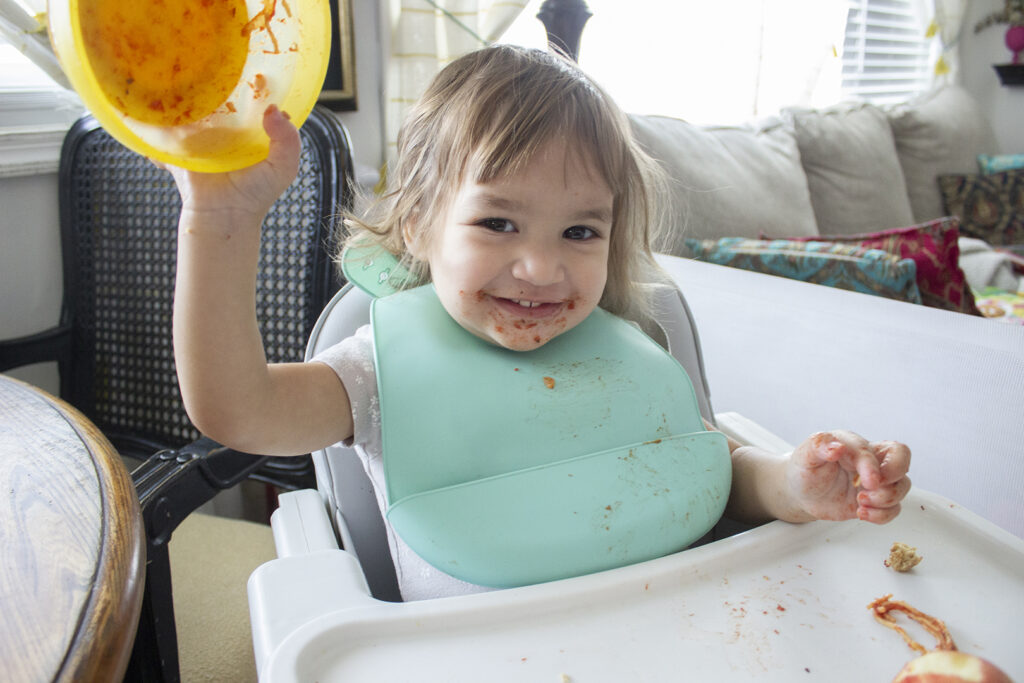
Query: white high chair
xmin=247 ymin=280 xmax=788 ymax=669
xmin=246 ymin=267 xmax=1024 ymax=681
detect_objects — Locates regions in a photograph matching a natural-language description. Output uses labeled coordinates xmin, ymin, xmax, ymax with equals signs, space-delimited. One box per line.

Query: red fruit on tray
xmin=892 ymin=650 xmax=1014 ymax=683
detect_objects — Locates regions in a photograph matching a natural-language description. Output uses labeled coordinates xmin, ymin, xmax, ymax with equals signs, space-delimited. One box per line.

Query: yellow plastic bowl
xmin=48 ymin=0 xmax=331 ymax=172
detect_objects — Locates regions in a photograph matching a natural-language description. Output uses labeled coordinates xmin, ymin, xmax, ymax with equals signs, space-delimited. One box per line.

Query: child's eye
xmin=564 ymin=225 xmax=598 ymax=241
xmin=478 ymin=218 xmax=516 ymax=233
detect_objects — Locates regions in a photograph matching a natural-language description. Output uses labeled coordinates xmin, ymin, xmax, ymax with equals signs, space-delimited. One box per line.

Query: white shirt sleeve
xmin=309 ymin=324 xmax=381 ymax=456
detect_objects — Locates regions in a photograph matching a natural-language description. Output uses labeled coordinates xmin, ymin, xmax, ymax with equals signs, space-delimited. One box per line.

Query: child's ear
xmin=402 ymin=216 xmax=425 ymax=260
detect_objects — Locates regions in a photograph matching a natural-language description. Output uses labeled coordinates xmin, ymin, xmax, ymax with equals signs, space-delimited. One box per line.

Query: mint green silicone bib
xmin=371 ymin=285 xmax=731 ymax=588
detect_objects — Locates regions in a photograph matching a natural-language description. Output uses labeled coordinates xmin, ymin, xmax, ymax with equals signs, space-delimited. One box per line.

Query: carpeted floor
xmin=168 ymin=512 xmax=277 ymax=682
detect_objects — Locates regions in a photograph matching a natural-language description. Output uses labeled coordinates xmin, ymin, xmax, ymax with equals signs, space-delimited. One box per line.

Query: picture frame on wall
xmin=319 ymin=0 xmax=357 ymax=111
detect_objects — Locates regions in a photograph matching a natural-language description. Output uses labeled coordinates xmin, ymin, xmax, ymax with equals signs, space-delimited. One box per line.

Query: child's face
xmin=414 ymin=141 xmax=613 ymax=351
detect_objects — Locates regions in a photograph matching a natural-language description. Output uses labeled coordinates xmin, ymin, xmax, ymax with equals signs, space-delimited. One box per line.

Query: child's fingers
xmin=872 ymin=440 xmax=911 ymax=485
xmin=262 ymin=105 xmax=301 ymax=167
xmin=857 ymin=501 xmax=902 ymax=524
xmin=802 ymin=431 xmax=881 ymax=489
xmin=857 ymin=475 xmax=911 ymax=508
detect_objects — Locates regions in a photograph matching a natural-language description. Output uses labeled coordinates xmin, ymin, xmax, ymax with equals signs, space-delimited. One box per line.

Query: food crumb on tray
xmin=885 ymin=542 xmax=923 ymax=572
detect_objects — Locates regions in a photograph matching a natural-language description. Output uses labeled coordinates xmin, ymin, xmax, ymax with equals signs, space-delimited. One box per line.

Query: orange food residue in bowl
xmin=79 ymin=0 xmax=251 ymax=126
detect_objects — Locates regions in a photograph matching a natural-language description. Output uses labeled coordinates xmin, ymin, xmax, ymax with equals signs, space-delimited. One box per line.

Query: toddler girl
xmin=170 ymin=45 xmax=911 ymax=601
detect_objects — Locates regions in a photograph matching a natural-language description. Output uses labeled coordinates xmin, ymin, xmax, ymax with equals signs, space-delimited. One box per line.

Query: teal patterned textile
xmin=683 ymin=238 xmax=923 ymax=304
xmin=978 ymin=154 xmax=1024 ymax=175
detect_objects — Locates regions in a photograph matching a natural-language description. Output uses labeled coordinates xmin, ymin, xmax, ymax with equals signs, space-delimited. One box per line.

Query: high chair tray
xmin=261 ymin=489 xmax=1024 ymax=682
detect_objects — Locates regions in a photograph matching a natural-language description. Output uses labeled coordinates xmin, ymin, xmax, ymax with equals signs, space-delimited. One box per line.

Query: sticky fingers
xmin=872 ymin=440 xmax=912 ymax=485
xmin=857 ymin=476 xmax=912 ymax=507
xmin=856 ymin=476 xmax=911 ymax=524
xmin=811 ymin=431 xmax=882 ymax=490
xmin=858 ymin=501 xmax=902 ymax=524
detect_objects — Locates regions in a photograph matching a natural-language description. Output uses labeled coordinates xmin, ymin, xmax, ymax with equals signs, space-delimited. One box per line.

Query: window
xmin=842 ymin=0 xmax=936 ymax=104
xmin=501 ymin=0 xmax=936 ymax=121
xmin=0 ymin=12 xmax=84 ymax=176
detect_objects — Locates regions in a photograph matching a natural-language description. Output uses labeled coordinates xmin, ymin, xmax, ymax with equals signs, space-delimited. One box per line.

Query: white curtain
xmin=0 ymin=0 xmax=70 ymax=88
xmin=383 ymin=0 xmax=527 ymax=166
xmin=926 ymin=0 xmax=968 ymax=85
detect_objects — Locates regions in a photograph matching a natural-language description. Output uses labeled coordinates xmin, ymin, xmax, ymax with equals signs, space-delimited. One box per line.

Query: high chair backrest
xmin=304 ymin=282 xmax=718 ymax=602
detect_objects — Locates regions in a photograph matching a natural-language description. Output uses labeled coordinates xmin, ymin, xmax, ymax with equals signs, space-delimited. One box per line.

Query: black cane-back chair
xmin=0 ymin=104 xmax=354 ymax=681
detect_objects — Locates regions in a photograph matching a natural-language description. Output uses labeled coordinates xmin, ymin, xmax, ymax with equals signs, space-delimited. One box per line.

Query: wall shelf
xmin=994 ymin=64 xmax=1024 ymax=86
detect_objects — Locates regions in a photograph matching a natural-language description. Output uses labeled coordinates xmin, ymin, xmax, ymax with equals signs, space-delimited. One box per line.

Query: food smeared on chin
xmin=885 ymin=542 xmax=923 ymax=572
xmin=80 ymin=0 xmax=250 ymax=125
xmin=868 ymin=594 xmax=1013 ymax=683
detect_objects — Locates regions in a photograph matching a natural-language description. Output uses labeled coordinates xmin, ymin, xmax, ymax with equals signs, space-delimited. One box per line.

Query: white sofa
xmin=629 ymin=85 xmax=1024 ymax=308
xmin=629 ymin=85 xmax=997 ymax=245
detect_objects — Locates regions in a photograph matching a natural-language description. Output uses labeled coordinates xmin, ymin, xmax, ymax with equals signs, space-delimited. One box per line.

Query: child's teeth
xmin=515 ymin=300 xmax=541 ymax=308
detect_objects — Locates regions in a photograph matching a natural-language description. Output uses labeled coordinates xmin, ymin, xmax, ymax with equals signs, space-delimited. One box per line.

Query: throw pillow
xmin=683 ymin=238 xmax=922 ymax=305
xmin=978 ymin=154 xmax=1024 ymax=175
xmin=938 ymin=170 xmax=1024 ymax=247
xmin=761 ymin=217 xmax=981 ymax=315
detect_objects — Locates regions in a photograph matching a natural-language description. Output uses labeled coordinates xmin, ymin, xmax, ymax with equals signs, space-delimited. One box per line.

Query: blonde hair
xmin=343 ymin=45 xmax=668 ymax=323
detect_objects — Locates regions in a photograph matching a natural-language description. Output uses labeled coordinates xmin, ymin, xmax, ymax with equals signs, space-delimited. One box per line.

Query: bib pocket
xmin=386 ymin=431 xmax=731 ymax=587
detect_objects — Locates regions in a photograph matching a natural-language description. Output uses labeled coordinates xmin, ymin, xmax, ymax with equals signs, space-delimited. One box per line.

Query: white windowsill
xmin=0 ymin=124 xmax=67 ymax=177
xmin=0 ymin=89 xmax=83 ymax=178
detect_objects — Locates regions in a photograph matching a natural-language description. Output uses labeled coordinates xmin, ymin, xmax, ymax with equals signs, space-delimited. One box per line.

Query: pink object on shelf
xmin=1007 ymin=25 xmax=1024 ymax=64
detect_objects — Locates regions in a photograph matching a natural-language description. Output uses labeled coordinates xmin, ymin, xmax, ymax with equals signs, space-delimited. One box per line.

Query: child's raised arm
xmin=169 ymin=106 xmax=353 ymax=456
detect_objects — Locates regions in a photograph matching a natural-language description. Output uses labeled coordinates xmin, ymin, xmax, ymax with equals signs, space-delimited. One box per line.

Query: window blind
xmin=842 ymin=0 xmax=933 ymax=104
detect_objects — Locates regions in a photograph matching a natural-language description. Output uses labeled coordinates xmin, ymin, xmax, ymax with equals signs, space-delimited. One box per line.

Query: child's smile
xmin=417 ymin=140 xmax=614 ymax=351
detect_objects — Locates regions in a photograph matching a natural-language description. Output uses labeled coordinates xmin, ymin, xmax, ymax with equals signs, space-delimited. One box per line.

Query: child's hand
xmin=161 ymin=105 xmax=301 ymax=221
xmin=787 ymin=431 xmax=911 ymax=524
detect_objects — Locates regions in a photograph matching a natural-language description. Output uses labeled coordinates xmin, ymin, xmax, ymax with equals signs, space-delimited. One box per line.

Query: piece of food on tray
xmin=892 ymin=650 xmax=1014 ymax=683
xmin=868 ymin=595 xmax=1014 ymax=683
xmin=869 ymin=594 xmax=955 ymax=654
xmin=885 ymin=542 xmax=923 ymax=572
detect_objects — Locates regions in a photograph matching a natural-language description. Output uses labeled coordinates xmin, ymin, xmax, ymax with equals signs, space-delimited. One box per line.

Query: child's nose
xmin=511 ymin=244 xmax=565 ymax=286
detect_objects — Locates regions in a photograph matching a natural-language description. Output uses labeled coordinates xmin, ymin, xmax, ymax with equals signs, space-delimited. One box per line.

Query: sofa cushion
xmin=628 ymin=114 xmax=818 ymax=250
xmin=683 ymin=237 xmax=922 ymax=304
xmin=762 ymin=217 xmax=980 ymax=315
xmin=887 ymin=86 xmax=1000 ymax=223
xmin=938 ymin=169 xmax=1024 ymax=246
xmin=787 ymin=102 xmax=915 ymax=236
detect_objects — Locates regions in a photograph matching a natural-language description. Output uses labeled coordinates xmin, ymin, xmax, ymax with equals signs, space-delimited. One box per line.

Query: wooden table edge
xmin=6 ymin=378 xmax=147 ymax=682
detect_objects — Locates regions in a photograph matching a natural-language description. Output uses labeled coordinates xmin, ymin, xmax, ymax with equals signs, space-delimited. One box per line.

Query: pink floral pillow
xmin=763 ymin=217 xmax=981 ymax=315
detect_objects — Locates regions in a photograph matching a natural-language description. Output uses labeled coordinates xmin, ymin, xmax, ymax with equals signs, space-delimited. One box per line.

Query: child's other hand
xmin=787 ymin=431 xmax=911 ymax=524
xmin=160 ymin=105 xmax=301 ymax=221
